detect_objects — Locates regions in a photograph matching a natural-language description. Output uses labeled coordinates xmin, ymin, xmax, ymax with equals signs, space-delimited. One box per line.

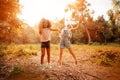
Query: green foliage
xmin=90 ymin=50 xmax=120 ymax=67
xmin=71 ymin=29 xmax=84 ymax=44
xmin=7 ymin=63 xmax=23 ymax=77
xmin=88 ymin=42 xmax=101 ymax=45
xmin=63 ymin=0 xmax=120 ymax=44
xmin=0 ymin=43 xmax=120 ymax=80
xmin=0 ymin=43 xmax=7 ymax=57
xmin=14 ymin=25 xmax=40 ymax=44
xmin=1 ymin=43 xmax=40 ymax=57
xmin=106 ymin=0 xmax=120 ymax=42
xmin=0 ymin=52 xmax=4 ymax=58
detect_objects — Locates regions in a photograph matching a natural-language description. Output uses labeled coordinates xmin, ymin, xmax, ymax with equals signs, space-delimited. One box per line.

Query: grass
xmin=0 ymin=43 xmax=120 ymax=80
xmin=0 ymin=43 xmax=40 ymax=57
xmin=0 ymin=43 xmax=120 ymax=67
xmin=7 ymin=64 xmax=23 ymax=77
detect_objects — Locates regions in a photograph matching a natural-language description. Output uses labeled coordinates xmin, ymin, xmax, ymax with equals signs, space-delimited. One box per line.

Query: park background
xmin=0 ymin=0 xmax=120 ymax=80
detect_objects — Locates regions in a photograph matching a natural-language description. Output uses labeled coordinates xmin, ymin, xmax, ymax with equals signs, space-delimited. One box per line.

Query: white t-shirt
xmin=40 ymin=28 xmax=51 ymax=42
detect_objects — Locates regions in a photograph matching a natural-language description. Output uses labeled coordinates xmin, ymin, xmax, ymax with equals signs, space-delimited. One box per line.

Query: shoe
xmin=58 ymin=60 xmax=62 ymax=68
xmin=40 ymin=64 xmax=45 ymax=71
xmin=58 ymin=65 xmax=61 ymax=68
xmin=47 ymin=63 xmax=52 ymax=69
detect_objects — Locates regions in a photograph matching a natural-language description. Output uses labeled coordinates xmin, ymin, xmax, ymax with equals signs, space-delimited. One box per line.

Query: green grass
xmin=0 ymin=43 xmax=120 ymax=80
xmin=0 ymin=43 xmax=120 ymax=67
xmin=0 ymin=43 xmax=40 ymax=57
xmin=7 ymin=64 xmax=23 ymax=77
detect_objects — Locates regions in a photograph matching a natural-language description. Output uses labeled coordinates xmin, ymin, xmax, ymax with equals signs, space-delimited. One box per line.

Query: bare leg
xmin=46 ymin=48 xmax=52 ymax=68
xmin=41 ymin=48 xmax=45 ymax=64
xmin=59 ymin=48 xmax=64 ymax=65
xmin=68 ymin=48 xmax=77 ymax=65
xmin=46 ymin=48 xmax=50 ymax=63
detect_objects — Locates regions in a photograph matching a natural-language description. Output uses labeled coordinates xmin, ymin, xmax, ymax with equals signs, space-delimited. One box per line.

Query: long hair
xmin=38 ymin=18 xmax=51 ymax=34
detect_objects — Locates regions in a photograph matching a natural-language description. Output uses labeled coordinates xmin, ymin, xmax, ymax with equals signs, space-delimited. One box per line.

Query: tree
xmin=65 ymin=0 xmax=94 ymax=43
xmin=107 ymin=0 xmax=120 ymax=42
xmin=0 ymin=0 xmax=22 ymax=43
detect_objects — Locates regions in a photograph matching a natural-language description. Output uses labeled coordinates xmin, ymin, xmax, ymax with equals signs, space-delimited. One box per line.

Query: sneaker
xmin=58 ymin=65 xmax=62 ymax=68
xmin=40 ymin=64 xmax=45 ymax=71
xmin=47 ymin=63 xmax=52 ymax=69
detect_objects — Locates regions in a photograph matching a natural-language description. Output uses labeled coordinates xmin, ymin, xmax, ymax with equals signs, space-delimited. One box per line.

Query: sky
xmin=19 ymin=0 xmax=75 ymax=26
xmin=18 ymin=0 xmax=113 ymax=26
xmin=87 ymin=0 xmax=112 ymax=20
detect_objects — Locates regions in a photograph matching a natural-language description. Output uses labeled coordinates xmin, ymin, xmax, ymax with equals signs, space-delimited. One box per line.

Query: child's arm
xmin=50 ymin=28 xmax=59 ymax=31
xmin=71 ymin=22 xmax=80 ymax=31
xmin=50 ymin=28 xmax=61 ymax=33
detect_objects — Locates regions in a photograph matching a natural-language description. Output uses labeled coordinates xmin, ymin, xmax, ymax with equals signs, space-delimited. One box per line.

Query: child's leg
xmin=46 ymin=48 xmax=50 ymax=63
xmin=68 ymin=48 xmax=77 ymax=65
xmin=41 ymin=48 xmax=45 ymax=64
xmin=46 ymin=48 xmax=52 ymax=68
xmin=59 ymin=48 xmax=64 ymax=65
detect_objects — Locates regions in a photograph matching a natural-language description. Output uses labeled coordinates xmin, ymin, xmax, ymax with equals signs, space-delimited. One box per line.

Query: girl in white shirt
xmin=38 ymin=18 xmax=58 ymax=71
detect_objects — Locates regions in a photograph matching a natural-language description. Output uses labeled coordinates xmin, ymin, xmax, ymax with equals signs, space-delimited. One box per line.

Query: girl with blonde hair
xmin=38 ymin=18 xmax=58 ymax=71
xmin=58 ymin=21 xmax=81 ymax=67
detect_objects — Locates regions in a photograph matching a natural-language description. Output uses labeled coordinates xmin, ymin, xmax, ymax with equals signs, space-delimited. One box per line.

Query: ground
xmin=0 ymin=44 xmax=120 ymax=80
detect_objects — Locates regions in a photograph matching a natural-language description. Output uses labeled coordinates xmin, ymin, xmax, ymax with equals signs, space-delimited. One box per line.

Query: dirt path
xmin=1 ymin=51 xmax=118 ymax=80
xmin=0 ymin=48 xmax=120 ymax=80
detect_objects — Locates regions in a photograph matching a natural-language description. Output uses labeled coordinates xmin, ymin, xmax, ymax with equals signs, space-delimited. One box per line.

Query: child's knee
xmin=41 ymin=53 xmax=45 ymax=57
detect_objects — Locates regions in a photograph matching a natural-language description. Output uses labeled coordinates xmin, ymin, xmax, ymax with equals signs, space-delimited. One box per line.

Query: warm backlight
xmin=18 ymin=0 xmax=75 ymax=26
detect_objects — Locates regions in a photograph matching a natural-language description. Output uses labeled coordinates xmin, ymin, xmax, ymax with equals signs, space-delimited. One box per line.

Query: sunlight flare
xmin=18 ymin=0 xmax=76 ymax=26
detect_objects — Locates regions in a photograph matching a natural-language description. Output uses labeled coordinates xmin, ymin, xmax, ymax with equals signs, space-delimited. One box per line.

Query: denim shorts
xmin=41 ymin=41 xmax=50 ymax=48
xmin=60 ymin=39 xmax=71 ymax=48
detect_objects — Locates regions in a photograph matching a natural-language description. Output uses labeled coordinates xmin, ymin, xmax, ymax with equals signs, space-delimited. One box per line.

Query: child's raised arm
xmin=71 ymin=22 xmax=80 ymax=31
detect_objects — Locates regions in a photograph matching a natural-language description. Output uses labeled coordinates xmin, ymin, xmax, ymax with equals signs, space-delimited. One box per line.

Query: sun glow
xmin=18 ymin=0 xmax=75 ymax=26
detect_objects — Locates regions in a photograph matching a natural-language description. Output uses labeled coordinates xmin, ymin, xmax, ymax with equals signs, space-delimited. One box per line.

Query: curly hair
xmin=38 ymin=18 xmax=51 ymax=34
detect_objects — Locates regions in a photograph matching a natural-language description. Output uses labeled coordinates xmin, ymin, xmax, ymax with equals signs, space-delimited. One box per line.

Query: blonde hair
xmin=38 ymin=18 xmax=51 ymax=34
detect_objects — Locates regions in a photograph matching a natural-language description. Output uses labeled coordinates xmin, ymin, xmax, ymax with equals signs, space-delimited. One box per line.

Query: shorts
xmin=41 ymin=41 xmax=50 ymax=48
xmin=60 ymin=39 xmax=71 ymax=48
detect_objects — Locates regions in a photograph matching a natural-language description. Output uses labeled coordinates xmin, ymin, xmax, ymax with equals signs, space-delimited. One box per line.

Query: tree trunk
xmin=85 ymin=27 xmax=91 ymax=44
